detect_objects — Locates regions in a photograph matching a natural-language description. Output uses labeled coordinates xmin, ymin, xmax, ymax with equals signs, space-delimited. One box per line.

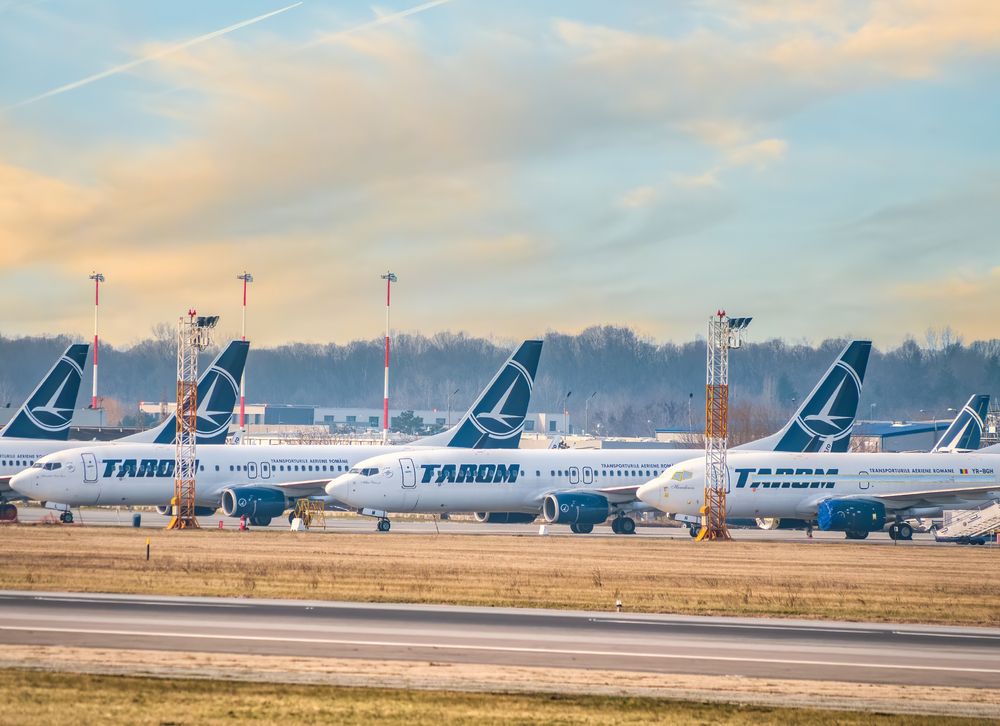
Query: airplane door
xmin=400 ymin=458 xmax=416 ymax=488
xmin=81 ymin=453 xmax=98 ymax=484
xmin=261 ymin=462 xmax=271 ymax=479
xmin=247 ymin=462 xmax=258 ymax=480
xmin=859 ymin=470 xmax=870 ymax=490
xmin=398 ymin=458 xmax=418 ymax=512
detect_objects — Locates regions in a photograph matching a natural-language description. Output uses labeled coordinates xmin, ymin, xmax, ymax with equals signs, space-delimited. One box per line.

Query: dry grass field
xmin=1 ymin=526 xmax=998 ymax=625
xmin=0 ymin=669 xmax=989 ymax=725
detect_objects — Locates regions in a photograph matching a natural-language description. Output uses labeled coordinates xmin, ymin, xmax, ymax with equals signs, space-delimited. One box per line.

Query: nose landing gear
xmin=376 ymin=518 xmax=391 ymax=532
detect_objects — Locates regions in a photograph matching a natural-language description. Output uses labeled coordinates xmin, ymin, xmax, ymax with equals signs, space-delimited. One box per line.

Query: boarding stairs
xmin=934 ymin=502 xmax=1000 ymax=541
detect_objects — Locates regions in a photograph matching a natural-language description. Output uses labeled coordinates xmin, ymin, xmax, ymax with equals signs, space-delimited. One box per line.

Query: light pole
xmin=88 ymin=272 xmax=105 ymax=411
xmin=447 ymin=387 xmax=460 ymax=426
xmin=381 ymin=271 xmax=398 ymax=444
xmin=585 ymin=391 xmax=597 ymax=435
xmin=236 ymin=272 xmax=253 ymax=440
xmin=562 ymin=390 xmax=572 ymax=435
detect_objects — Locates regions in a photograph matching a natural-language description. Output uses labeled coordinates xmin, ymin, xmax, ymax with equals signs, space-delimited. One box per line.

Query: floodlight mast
xmin=236 ymin=272 xmax=253 ymax=440
xmin=88 ymin=272 xmax=105 ymax=411
xmin=697 ymin=310 xmax=751 ymax=542
xmin=167 ymin=310 xmax=217 ymax=530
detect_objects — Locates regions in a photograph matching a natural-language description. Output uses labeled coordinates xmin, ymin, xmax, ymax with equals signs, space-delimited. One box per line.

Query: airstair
xmin=934 ymin=502 xmax=1000 ymax=544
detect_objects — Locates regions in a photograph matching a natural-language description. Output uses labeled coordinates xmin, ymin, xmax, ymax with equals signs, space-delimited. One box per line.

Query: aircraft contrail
xmin=300 ymin=0 xmax=454 ymax=50
xmin=6 ymin=2 xmax=303 ymax=110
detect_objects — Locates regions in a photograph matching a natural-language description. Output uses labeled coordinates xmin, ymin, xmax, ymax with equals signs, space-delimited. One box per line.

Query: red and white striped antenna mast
xmin=381 ymin=271 xmax=398 ymax=444
xmin=88 ymin=272 xmax=105 ymax=411
xmin=236 ymin=271 xmax=253 ymax=440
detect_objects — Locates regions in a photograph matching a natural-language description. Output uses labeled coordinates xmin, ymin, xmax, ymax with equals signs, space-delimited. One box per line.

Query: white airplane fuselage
xmin=637 ymin=451 xmax=1000 ymax=519
xmin=11 ymin=443 xmax=399 ymax=507
xmin=327 ymin=448 xmax=684 ymax=514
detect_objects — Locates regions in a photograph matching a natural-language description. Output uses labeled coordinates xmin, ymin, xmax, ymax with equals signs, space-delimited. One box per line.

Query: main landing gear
xmin=844 ymin=529 xmax=869 ymax=540
xmin=0 ymin=503 xmax=17 ymax=522
xmin=888 ymin=521 xmax=913 ymax=541
xmin=611 ymin=516 xmax=636 ymax=535
xmin=569 ymin=523 xmax=593 ymax=534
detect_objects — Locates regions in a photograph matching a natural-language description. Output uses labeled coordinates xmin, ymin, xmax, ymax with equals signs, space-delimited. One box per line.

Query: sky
xmin=1 ymin=0 xmax=998 ymax=348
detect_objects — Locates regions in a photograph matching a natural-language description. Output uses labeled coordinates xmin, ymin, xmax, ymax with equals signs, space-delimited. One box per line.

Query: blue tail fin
xmin=0 ymin=343 xmax=89 ymax=440
xmin=737 ymin=340 xmax=872 ymax=453
xmin=121 ymin=340 xmax=249 ymax=445
xmin=415 ymin=340 xmax=543 ymax=449
xmin=932 ymin=394 xmax=990 ymax=452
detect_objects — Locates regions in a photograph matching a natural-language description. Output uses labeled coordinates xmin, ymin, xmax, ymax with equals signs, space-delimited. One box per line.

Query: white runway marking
xmin=2 ymin=625 xmax=999 ymax=675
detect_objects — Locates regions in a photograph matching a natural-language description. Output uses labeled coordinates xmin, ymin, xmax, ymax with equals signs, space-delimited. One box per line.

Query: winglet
xmin=0 ymin=343 xmax=89 ymax=440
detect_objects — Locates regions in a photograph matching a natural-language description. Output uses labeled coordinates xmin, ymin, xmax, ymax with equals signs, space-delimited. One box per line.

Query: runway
xmin=11 ymin=505 xmax=967 ymax=545
xmin=1 ymin=590 xmax=998 ymax=688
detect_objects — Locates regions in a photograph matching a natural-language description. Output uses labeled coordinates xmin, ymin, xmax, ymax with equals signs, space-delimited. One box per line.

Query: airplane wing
xmin=271 ymin=479 xmax=333 ymax=498
xmin=871 ymin=483 xmax=1000 ymax=505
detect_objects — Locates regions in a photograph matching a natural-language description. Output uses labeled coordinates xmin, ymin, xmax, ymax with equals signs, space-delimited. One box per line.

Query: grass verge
xmin=1 ymin=526 xmax=998 ymax=625
xmin=1 ymin=668 xmax=990 ymax=725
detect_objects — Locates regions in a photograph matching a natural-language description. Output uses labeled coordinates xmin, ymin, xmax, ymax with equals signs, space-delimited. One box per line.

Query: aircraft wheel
xmin=575 ymin=523 xmax=593 ymax=534
xmin=619 ymin=517 xmax=636 ymax=535
xmin=845 ymin=529 xmax=869 ymax=540
xmin=60 ymin=511 xmax=74 ymax=524
xmin=569 ymin=524 xmax=579 ymax=534
xmin=610 ymin=518 xmax=622 ymax=534
xmin=251 ymin=516 xmax=271 ymax=527
xmin=288 ymin=512 xmax=295 ymax=525
xmin=688 ymin=525 xmax=699 ymax=538
xmin=898 ymin=523 xmax=913 ymax=540
xmin=377 ymin=519 xmax=391 ymax=532
xmin=888 ymin=523 xmax=899 ymax=540
xmin=0 ymin=503 xmax=16 ymax=522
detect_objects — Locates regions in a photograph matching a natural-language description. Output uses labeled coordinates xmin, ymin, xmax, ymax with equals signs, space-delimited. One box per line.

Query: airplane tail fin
xmin=0 ymin=343 xmax=89 ymax=441
xmin=415 ymin=340 xmax=543 ymax=449
xmin=121 ymin=340 xmax=249 ymax=445
xmin=931 ymin=394 xmax=990 ymax=452
xmin=737 ymin=340 xmax=872 ymax=453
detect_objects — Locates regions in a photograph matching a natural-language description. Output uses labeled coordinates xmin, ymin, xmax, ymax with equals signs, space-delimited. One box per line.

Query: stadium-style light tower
xmin=88 ymin=272 xmax=105 ymax=411
xmin=236 ymin=272 xmax=254 ymax=439
xmin=381 ymin=271 xmax=398 ymax=444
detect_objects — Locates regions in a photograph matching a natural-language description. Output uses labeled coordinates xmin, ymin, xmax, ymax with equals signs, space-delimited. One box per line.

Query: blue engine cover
xmin=817 ymin=499 xmax=886 ymax=532
xmin=220 ymin=487 xmax=287 ymax=519
xmin=542 ymin=493 xmax=610 ymax=525
xmin=475 ymin=512 xmax=538 ymax=524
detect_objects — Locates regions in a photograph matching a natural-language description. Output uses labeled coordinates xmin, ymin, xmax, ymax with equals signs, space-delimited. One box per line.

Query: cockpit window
xmin=32 ymin=462 xmax=44 ymax=468
xmin=671 ymin=470 xmax=692 ymax=482
xmin=348 ymin=467 xmax=379 ymax=476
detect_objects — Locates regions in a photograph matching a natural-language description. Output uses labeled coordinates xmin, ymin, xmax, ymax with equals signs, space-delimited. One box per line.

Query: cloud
xmin=618 ymin=185 xmax=656 ymax=208
xmin=726 ymin=138 xmax=787 ymax=168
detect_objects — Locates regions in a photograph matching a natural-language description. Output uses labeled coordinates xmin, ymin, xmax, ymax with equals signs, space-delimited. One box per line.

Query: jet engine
xmin=474 ymin=512 xmax=538 ymax=524
xmin=542 ymin=492 xmax=610 ymax=525
xmin=817 ymin=500 xmax=886 ymax=533
xmin=220 ymin=487 xmax=287 ymax=525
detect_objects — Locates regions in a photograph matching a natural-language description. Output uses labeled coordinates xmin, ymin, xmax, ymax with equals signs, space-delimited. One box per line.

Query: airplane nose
xmin=9 ymin=469 xmax=37 ymax=496
xmin=636 ymin=480 xmax=669 ymax=510
xmin=325 ymin=477 xmax=354 ymax=502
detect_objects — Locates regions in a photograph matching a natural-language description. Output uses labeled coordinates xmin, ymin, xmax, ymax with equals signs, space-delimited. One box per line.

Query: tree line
xmin=0 ymin=326 xmax=996 ymax=437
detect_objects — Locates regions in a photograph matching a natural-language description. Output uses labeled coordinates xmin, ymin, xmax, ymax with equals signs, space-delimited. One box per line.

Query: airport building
xmin=137 ymin=401 xmax=568 ymax=436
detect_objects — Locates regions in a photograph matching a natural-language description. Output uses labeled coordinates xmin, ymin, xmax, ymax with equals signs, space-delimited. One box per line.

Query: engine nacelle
xmin=474 ymin=512 xmax=538 ymax=524
xmin=542 ymin=492 xmax=610 ymax=525
xmin=817 ymin=500 xmax=886 ymax=533
xmin=220 ymin=487 xmax=287 ymax=520
xmin=755 ymin=517 xmax=812 ymax=530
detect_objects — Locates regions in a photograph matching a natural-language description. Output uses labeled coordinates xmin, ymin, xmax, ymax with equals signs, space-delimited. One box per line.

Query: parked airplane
xmin=324 ymin=341 xmax=872 ymax=532
xmin=0 ymin=340 xmax=248 ymax=522
xmin=10 ymin=340 xmax=543 ymax=525
xmin=636 ymin=446 xmax=1000 ymax=541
